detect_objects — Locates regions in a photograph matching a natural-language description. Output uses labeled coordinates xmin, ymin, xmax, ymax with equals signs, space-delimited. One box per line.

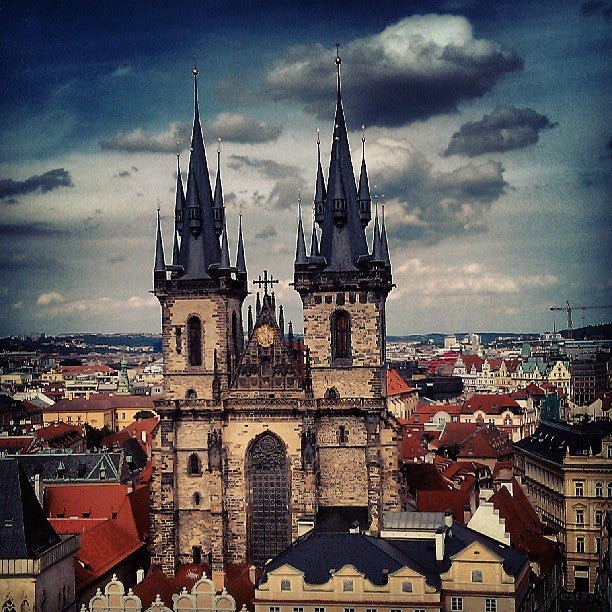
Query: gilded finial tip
xmin=192 ymin=53 xmax=198 ymax=76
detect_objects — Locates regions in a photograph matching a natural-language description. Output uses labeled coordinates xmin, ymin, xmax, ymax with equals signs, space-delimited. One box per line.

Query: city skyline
xmin=1 ymin=0 xmax=610 ymax=337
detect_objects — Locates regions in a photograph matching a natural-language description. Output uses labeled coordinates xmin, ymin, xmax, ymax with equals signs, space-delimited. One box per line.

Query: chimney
xmin=136 ymin=568 xmax=145 ymax=584
xmin=248 ymin=565 xmax=256 ymax=585
xmin=34 ymin=473 xmax=43 ymax=505
xmin=349 ymin=520 xmax=360 ymax=534
xmin=444 ymin=509 xmax=453 ymax=528
xmin=435 ymin=527 xmax=445 ymax=561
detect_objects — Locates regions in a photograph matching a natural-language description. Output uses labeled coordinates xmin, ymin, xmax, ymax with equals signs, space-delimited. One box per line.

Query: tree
xmin=85 ymin=423 xmax=112 ymax=450
xmin=134 ymin=410 xmax=155 ymax=421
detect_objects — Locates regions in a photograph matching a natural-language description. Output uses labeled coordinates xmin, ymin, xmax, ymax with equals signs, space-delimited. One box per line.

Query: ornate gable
xmin=233 ymin=294 xmax=303 ymax=392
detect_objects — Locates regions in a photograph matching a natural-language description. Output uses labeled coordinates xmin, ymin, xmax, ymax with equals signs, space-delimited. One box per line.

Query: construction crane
xmin=550 ymin=302 xmax=612 ymax=339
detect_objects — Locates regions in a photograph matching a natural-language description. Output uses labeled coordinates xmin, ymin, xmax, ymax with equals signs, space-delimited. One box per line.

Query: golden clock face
xmin=255 ymin=324 xmax=275 ymax=347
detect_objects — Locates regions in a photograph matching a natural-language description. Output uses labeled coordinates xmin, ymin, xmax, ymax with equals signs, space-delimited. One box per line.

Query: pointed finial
xmin=192 ymin=53 xmax=198 ymax=76
xmin=335 ymin=43 xmax=342 ymax=97
xmin=217 ymin=137 xmax=221 ymax=154
xmin=361 ymin=124 xmax=366 ymax=143
xmin=176 ymin=140 xmax=181 ymax=157
xmin=316 ymin=127 xmax=320 ymax=146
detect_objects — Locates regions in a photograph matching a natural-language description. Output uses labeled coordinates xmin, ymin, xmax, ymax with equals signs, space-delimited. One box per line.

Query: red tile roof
xmin=430 ymin=423 xmax=479 ymax=449
xmin=401 ymin=463 xmax=448 ymax=491
xmin=461 ymin=393 xmax=521 ymax=415
xmin=417 ymin=489 xmax=471 ymax=523
xmin=50 ymin=393 xmax=155 ymax=413
xmin=35 ymin=422 xmax=85 ymax=447
xmin=458 ymin=355 xmax=483 ymax=372
xmin=386 ymin=369 xmax=414 ymax=396
xmin=45 ymin=483 xmax=129 ymax=519
xmin=401 ymin=432 xmax=428 ymax=461
xmin=102 ymin=417 xmax=159 ymax=451
xmin=49 ymin=517 xmax=106 ymax=534
xmin=489 ymin=481 xmax=558 ymax=574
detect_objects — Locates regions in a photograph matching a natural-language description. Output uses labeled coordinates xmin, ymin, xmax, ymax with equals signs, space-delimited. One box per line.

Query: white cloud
xmin=37 ymin=292 xmax=65 ymax=305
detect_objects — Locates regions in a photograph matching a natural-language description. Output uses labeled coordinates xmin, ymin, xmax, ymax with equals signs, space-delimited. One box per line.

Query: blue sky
xmin=0 ymin=0 xmax=610 ymax=336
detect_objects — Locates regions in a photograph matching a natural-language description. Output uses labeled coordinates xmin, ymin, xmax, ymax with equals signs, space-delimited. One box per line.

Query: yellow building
xmin=255 ymin=512 xmax=531 ymax=612
xmin=514 ymin=420 xmax=612 ymax=592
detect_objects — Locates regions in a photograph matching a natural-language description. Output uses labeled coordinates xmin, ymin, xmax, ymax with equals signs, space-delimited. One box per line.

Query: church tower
xmin=150 ymin=53 xmax=399 ymax=587
xmin=293 ymin=48 xmax=392 ymax=400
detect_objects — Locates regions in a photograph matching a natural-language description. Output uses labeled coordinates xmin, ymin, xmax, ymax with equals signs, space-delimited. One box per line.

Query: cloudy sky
xmin=0 ymin=0 xmax=610 ymax=337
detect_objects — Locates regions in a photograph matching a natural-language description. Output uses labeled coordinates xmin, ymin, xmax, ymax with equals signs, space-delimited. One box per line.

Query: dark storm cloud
xmin=226 ymin=155 xmax=301 ymax=181
xmin=204 ymin=113 xmax=282 ymax=144
xmin=264 ymin=15 xmax=522 ymax=127
xmin=580 ymin=1 xmax=612 ymax=20
xmin=0 ymin=222 xmax=68 ymax=237
xmin=0 ymin=169 xmax=73 ymax=200
xmin=443 ymin=106 xmax=557 ymax=157
xmin=371 ymin=139 xmax=507 ymax=244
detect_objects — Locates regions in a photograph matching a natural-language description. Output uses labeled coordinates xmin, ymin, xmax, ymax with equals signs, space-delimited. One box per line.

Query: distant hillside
xmin=561 ymin=322 xmax=612 ymax=340
xmin=387 ymin=332 xmax=535 ymax=346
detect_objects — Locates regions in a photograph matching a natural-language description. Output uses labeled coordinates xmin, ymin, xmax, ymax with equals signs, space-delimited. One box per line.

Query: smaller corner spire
xmin=358 ymin=124 xmax=372 ymax=228
xmin=247 ymin=304 xmax=254 ymax=337
xmin=154 ymin=205 xmax=166 ymax=272
xmin=219 ymin=221 xmax=231 ymax=269
xmin=235 ymin=213 xmax=247 ymax=274
xmin=310 ymin=206 xmax=319 ymax=257
xmin=314 ymin=128 xmax=326 ymax=226
xmin=381 ymin=203 xmax=391 ymax=267
xmin=279 ymin=304 xmax=285 ymax=338
xmin=371 ymin=201 xmax=383 ymax=262
xmin=295 ymin=190 xmax=308 ymax=264
xmin=212 ymin=137 xmax=225 ymax=237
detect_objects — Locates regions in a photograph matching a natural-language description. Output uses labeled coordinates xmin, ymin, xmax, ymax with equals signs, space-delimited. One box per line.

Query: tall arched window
xmin=188 ymin=316 xmax=202 ymax=366
xmin=331 ymin=310 xmax=351 ymax=361
xmin=247 ymin=432 xmax=290 ymax=566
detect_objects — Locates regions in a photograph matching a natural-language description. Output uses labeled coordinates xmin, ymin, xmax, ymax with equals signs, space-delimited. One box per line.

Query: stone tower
xmin=150 ymin=53 xmax=399 ymax=588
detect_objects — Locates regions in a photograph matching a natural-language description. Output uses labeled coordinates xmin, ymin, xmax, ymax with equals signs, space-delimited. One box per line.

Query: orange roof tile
xmin=44 ymin=483 xmax=128 ymax=519
xmin=386 ymin=369 xmax=414 ymax=396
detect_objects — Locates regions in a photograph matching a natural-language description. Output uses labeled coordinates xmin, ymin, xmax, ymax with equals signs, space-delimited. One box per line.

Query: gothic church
xmin=150 ymin=52 xmax=400 ymax=586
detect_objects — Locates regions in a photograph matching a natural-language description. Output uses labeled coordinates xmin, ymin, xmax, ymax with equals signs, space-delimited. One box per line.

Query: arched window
xmin=186 ymin=388 xmax=197 ymax=400
xmin=331 ymin=310 xmax=351 ymax=362
xmin=595 ymin=482 xmax=603 ymax=497
xmin=608 ymin=482 xmax=612 ymax=499
xmin=188 ymin=316 xmax=202 ymax=366
xmin=188 ymin=453 xmax=201 ymax=476
xmin=247 ymin=432 xmax=290 ymax=566
xmin=193 ymin=492 xmax=201 ymax=506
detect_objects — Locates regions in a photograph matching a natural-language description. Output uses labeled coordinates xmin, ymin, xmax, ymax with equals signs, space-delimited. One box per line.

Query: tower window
xmin=175 ymin=326 xmax=182 ymax=354
xmin=188 ymin=453 xmax=201 ymax=476
xmin=331 ymin=310 xmax=351 ymax=362
xmin=187 ymin=316 xmax=202 ymax=366
xmin=192 ymin=545 xmax=202 ymax=564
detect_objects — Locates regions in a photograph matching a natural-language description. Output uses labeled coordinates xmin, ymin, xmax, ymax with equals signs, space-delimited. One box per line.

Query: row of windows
xmin=575 ymin=536 xmax=601 ymax=554
xmin=270 ymin=608 xmax=426 ymax=612
xmin=575 ymin=508 xmax=606 ymax=525
xmin=270 ymin=603 xmax=497 ymax=612
xmin=282 ymin=579 xmax=415 ymax=594
xmin=574 ymin=481 xmax=612 ymax=497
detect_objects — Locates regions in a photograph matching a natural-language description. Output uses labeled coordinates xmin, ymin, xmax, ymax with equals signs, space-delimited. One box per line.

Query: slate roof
xmin=260 ymin=523 xmax=528 ymax=589
xmin=0 ymin=458 xmax=61 ymax=559
xmin=514 ymin=420 xmax=612 ymax=465
xmin=314 ymin=506 xmax=370 ymax=533
xmin=17 ymin=451 xmax=139 ymax=483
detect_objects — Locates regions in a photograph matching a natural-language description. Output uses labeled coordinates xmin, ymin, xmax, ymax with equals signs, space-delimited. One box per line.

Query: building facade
xmin=514 ymin=420 xmax=612 ymax=593
xmin=150 ymin=53 xmax=400 ymax=586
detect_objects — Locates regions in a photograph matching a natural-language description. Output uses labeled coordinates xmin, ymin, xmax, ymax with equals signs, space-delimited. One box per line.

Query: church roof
xmin=0 ymin=458 xmax=62 ymax=559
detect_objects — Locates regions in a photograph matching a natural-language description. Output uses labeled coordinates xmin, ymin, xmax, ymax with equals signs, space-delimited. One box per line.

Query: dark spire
xmin=371 ymin=203 xmax=383 ymax=263
xmin=212 ymin=139 xmax=225 ymax=237
xmin=154 ymin=207 xmax=166 ymax=271
xmin=310 ymin=207 xmax=320 ymax=257
xmin=235 ymin=213 xmax=246 ymax=274
xmin=219 ymin=221 xmax=231 ymax=270
xmin=316 ymin=46 xmax=369 ymax=271
xmin=381 ymin=204 xmax=391 ymax=267
xmin=180 ymin=55 xmax=221 ymax=279
xmin=295 ymin=192 xmax=308 ymax=264
xmin=256 ymin=291 xmax=261 ymax=317
xmin=279 ymin=304 xmax=285 ymax=338
xmin=288 ymin=320 xmax=294 ymax=346
xmin=173 ymin=152 xmax=185 ymax=266
xmin=314 ymin=129 xmax=326 ymax=227
xmin=247 ymin=304 xmax=253 ymax=337
xmin=358 ymin=126 xmax=372 ymax=228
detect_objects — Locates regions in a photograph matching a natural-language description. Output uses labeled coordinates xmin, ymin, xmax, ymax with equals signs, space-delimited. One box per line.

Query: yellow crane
xmin=550 ymin=302 xmax=612 ymax=339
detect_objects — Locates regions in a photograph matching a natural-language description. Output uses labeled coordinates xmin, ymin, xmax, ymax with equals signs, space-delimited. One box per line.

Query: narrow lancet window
xmin=331 ymin=310 xmax=351 ymax=361
xmin=188 ymin=316 xmax=202 ymax=366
